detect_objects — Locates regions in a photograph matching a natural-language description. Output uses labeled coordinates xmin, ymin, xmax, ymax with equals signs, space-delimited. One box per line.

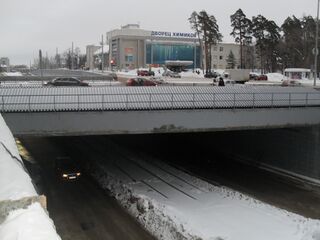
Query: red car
xmin=137 ymin=70 xmax=155 ymax=76
xmin=255 ymin=74 xmax=268 ymax=81
xmin=126 ymin=78 xmax=157 ymax=86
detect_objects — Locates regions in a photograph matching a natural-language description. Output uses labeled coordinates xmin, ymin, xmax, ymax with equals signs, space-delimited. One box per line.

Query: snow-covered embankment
xmin=0 ymin=114 xmax=60 ymax=240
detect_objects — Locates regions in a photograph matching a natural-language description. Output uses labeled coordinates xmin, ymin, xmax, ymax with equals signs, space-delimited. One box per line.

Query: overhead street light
xmin=314 ymin=0 xmax=320 ymax=87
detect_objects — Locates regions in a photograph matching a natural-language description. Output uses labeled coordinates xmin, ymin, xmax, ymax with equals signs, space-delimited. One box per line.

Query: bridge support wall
xmin=2 ymin=107 xmax=320 ymax=136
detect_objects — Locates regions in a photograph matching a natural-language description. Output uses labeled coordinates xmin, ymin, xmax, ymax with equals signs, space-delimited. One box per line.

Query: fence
xmin=1 ymin=91 xmax=320 ymax=113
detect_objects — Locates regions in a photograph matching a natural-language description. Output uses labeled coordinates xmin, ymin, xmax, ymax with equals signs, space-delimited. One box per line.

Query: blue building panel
xmin=146 ymin=43 xmax=201 ymax=68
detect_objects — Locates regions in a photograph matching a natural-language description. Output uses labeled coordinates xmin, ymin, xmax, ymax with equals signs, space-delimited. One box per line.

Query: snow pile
xmin=2 ymin=72 xmax=23 ymax=77
xmin=85 ymin=142 xmax=320 ymax=240
xmin=266 ymin=72 xmax=286 ymax=82
xmin=0 ymin=114 xmax=61 ymax=240
xmin=0 ymin=116 xmax=36 ymax=201
xmin=0 ymin=203 xmax=60 ymax=240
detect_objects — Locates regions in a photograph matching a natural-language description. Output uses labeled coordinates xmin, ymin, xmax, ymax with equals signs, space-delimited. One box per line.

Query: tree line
xmin=189 ymin=9 xmax=318 ymax=73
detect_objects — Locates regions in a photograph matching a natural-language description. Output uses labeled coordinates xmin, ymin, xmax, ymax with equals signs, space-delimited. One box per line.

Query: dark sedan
xmin=45 ymin=77 xmax=89 ymax=86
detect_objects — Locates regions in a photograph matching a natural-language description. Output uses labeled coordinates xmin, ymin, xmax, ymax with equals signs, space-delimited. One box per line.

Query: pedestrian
xmin=218 ymin=77 xmax=225 ymax=86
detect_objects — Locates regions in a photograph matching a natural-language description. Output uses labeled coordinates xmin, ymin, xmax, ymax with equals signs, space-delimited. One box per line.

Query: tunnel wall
xmin=215 ymin=126 xmax=320 ymax=181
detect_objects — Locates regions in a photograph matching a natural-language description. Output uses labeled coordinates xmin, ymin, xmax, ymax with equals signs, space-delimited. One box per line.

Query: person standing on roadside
xmin=218 ymin=77 xmax=225 ymax=86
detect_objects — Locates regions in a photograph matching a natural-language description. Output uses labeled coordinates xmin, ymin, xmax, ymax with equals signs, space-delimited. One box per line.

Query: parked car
xmin=126 ymin=77 xmax=157 ymax=86
xmin=204 ymin=71 xmax=218 ymax=78
xmin=137 ymin=69 xmax=155 ymax=76
xmin=45 ymin=77 xmax=89 ymax=86
xmin=255 ymin=74 xmax=268 ymax=81
xmin=55 ymin=157 xmax=81 ymax=181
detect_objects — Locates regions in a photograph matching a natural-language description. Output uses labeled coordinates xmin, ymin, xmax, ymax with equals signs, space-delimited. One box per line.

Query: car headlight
xmin=62 ymin=174 xmax=68 ymax=178
xmin=76 ymin=173 xmax=81 ymax=176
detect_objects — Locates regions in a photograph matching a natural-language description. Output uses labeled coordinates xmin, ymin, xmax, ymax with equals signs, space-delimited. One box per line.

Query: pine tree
xmin=226 ymin=50 xmax=236 ymax=69
xmin=197 ymin=10 xmax=222 ymax=73
xmin=189 ymin=11 xmax=204 ymax=73
xmin=281 ymin=16 xmax=304 ymax=68
xmin=230 ymin=8 xmax=252 ymax=69
xmin=251 ymin=15 xmax=280 ymax=72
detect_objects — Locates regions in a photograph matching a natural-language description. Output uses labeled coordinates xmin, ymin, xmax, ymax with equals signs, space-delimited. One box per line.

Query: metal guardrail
xmin=1 ymin=91 xmax=320 ymax=113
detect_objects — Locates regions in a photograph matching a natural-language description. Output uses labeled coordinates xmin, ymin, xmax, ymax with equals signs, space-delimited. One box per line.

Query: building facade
xmin=86 ymin=45 xmax=102 ymax=70
xmin=211 ymin=43 xmax=240 ymax=70
xmin=107 ymin=24 xmax=201 ymax=70
xmin=0 ymin=57 xmax=10 ymax=72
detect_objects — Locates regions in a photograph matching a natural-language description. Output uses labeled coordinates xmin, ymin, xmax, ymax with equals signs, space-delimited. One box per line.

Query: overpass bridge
xmin=1 ymin=85 xmax=320 ymax=136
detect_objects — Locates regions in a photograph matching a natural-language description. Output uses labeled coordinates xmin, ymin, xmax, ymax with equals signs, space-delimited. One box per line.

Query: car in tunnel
xmin=55 ymin=156 xmax=81 ymax=181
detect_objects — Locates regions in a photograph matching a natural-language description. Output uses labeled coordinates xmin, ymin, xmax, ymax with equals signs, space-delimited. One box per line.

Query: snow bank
xmin=2 ymin=72 xmax=23 ymax=77
xmin=0 ymin=116 xmax=36 ymax=201
xmin=0 ymin=114 xmax=61 ymax=240
xmin=85 ymin=142 xmax=320 ymax=240
xmin=0 ymin=203 xmax=60 ymax=240
xmin=266 ymin=72 xmax=286 ymax=82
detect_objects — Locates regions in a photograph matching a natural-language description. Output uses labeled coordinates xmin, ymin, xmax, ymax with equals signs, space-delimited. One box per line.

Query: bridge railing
xmin=1 ymin=92 xmax=320 ymax=112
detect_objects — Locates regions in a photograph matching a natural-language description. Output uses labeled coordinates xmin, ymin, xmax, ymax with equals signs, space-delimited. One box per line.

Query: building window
xmin=219 ymin=56 xmax=223 ymax=60
xmin=219 ymin=47 xmax=223 ymax=52
xmin=213 ymin=46 xmax=218 ymax=51
xmin=213 ymin=55 xmax=218 ymax=60
xmin=125 ymin=55 xmax=134 ymax=62
xmin=213 ymin=64 xmax=217 ymax=68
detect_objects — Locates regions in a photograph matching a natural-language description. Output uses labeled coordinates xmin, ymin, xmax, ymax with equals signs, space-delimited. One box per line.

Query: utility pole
xmin=71 ymin=42 xmax=74 ymax=70
xmin=39 ymin=49 xmax=43 ymax=83
xmin=101 ymin=34 xmax=104 ymax=73
xmin=315 ymin=0 xmax=320 ymax=87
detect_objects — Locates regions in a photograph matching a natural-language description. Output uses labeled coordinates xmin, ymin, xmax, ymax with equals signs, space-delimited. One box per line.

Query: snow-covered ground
xmin=84 ymin=141 xmax=320 ymax=240
xmin=0 ymin=114 xmax=61 ymax=240
xmin=0 ymin=72 xmax=23 ymax=77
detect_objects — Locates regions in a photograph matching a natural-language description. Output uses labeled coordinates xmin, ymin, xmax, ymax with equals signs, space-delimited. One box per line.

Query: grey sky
xmin=0 ymin=0 xmax=316 ymax=65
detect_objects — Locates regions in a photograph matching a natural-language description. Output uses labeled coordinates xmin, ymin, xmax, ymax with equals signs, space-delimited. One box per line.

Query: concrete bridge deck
xmin=1 ymin=86 xmax=320 ymax=136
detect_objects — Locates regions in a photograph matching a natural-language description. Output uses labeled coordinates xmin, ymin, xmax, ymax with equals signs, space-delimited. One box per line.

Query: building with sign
xmin=106 ymin=24 xmax=201 ymax=70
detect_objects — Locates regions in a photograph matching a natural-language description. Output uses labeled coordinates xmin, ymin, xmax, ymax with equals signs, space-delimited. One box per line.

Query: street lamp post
xmin=314 ymin=0 xmax=320 ymax=86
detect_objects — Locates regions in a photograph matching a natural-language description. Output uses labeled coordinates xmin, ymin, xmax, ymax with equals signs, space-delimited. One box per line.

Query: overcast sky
xmin=0 ymin=0 xmax=316 ymax=65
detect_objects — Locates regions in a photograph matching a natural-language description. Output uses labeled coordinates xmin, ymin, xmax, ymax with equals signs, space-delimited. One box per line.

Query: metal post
xmin=192 ymin=93 xmax=195 ymax=109
xmin=149 ymin=94 xmax=152 ymax=110
xmin=171 ymin=94 xmax=174 ymax=109
xmin=28 ymin=96 xmax=31 ymax=112
xmin=126 ymin=94 xmax=129 ymax=110
xmin=315 ymin=0 xmax=320 ymax=87
xmin=213 ymin=93 xmax=216 ymax=109
xmin=101 ymin=94 xmax=104 ymax=110
xmin=77 ymin=95 xmax=80 ymax=111
xmin=289 ymin=93 xmax=292 ymax=108
xmin=253 ymin=93 xmax=255 ymax=109
xmin=53 ymin=95 xmax=56 ymax=111
xmin=1 ymin=96 xmax=4 ymax=112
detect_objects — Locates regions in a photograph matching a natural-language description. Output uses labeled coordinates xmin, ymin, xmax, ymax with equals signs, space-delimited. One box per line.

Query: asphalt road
xmin=19 ymin=137 xmax=155 ymax=240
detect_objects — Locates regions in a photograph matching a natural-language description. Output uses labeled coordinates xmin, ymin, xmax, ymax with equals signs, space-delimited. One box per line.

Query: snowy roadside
xmin=0 ymin=114 xmax=61 ymax=240
xmin=83 ymin=139 xmax=320 ymax=240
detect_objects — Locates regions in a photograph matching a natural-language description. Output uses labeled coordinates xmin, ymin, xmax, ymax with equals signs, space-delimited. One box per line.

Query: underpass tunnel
xmin=109 ymin=125 xmax=320 ymax=182
xmin=15 ymin=125 xmax=320 ymax=236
